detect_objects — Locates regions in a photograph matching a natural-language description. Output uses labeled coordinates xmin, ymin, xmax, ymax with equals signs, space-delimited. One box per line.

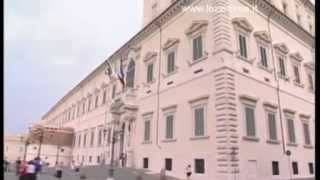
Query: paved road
xmin=4 ymin=165 xmax=181 ymax=180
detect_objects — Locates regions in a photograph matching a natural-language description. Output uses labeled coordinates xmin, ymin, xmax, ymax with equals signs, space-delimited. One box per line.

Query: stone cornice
xmin=231 ymin=17 xmax=254 ymax=33
xmin=185 ymin=20 xmax=209 ymax=36
xmin=42 ymin=0 xmax=196 ymax=120
xmin=289 ymin=52 xmax=304 ymax=62
xmin=254 ymin=31 xmax=271 ymax=43
xmin=143 ymin=51 xmax=158 ymax=62
xmin=273 ymin=43 xmax=289 ymax=54
xmin=162 ymin=38 xmax=180 ymax=51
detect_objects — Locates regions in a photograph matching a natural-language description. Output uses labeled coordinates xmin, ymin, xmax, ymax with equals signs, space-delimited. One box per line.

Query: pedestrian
xmin=185 ymin=164 xmax=192 ymax=180
xmin=19 ymin=160 xmax=28 ymax=180
xmin=16 ymin=158 xmax=22 ymax=176
xmin=34 ymin=157 xmax=42 ymax=179
xmin=26 ymin=161 xmax=36 ymax=180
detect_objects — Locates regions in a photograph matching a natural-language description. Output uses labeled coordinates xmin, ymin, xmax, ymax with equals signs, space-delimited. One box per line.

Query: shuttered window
xmin=268 ymin=113 xmax=277 ymax=140
xmin=278 ymin=57 xmax=286 ymax=76
xmin=90 ymin=130 xmax=95 ymax=147
xmin=308 ymin=163 xmax=314 ymax=174
xmin=293 ymin=65 xmax=301 ymax=84
xmin=144 ymin=120 xmax=151 ymax=141
xmin=193 ymin=35 xmax=203 ymax=61
xmin=95 ymin=95 xmax=99 ymax=108
xmin=112 ymin=85 xmax=116 ymax=99
xmin=126 ymin=60 xmax=135 ymax=88
xmin=239 ymin=34 xmax=247 ymax=58
xmin=260 ymin=46 xmax=268 ymax=67
xmin=147 ymin=63 xmax=154 ymax=83
xmin=98 ymin=129 xmax=102 ymax=146
xmin=308 ymin=74 xmax=314 ymax=91
xmin=194 ymin=107 xmax=205 ymax=136
xmin=102 ymin=90 xmax=107 ymax=104
xmin=303 ymin=123 xmax=311 ymax=145
xmin=167 ymin=51 xmax=175 ymax=73
xmin=165 ymin=158 xmax=172 ymax=171
xmin=245 ymin=107 xmax=256 ymax=137
xmin=287 ymin=119 xmax=296 ymax=143
xmin=166 ymin=115 xmax=174 ymax=139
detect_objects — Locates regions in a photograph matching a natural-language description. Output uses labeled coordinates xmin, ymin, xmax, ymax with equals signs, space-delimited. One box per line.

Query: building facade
xmin=29 ymin=0 xmax=315 ymax=179
xmin=4 ymin=133 xmax=27 ymax=162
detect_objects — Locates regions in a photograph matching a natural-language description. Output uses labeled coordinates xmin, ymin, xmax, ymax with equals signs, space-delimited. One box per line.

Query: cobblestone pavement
xmin=4 ymin=165 xmax=181 ymax=180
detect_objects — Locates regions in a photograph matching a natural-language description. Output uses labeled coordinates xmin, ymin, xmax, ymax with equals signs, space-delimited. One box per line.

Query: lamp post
xmin=108 ymin=125 xmax=123 ymax=180
xmin=37 ymin=129 xmax=45 ymax=158
xmin=23 ymin=139 xmax=31 ymax=161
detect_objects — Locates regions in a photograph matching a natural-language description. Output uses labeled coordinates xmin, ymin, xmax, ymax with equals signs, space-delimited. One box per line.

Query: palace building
xmin=26 ymin=0 xmax=314 ymax=179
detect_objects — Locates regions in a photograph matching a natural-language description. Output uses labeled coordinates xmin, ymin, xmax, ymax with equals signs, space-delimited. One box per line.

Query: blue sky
xmin=4 ymin=0 xmax=143 ymax=133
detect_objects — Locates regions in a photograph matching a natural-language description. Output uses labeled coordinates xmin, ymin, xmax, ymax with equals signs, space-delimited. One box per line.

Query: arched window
xmin=126 ymin=60 xmax=135 ymax=88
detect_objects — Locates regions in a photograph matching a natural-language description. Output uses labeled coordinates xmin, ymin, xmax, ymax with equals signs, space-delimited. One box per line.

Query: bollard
xmin=160 ymin=168 xmax=166 ymax=180
xmin=135 ymin=172 xmax=143 ymax=180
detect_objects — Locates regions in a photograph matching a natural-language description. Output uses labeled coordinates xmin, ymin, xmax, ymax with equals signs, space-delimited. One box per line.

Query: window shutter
xmin=279 ymin=58 xmax=286 ymax=76
xmin=293 ymin=66 xmax=300 ymax=83
xmin=245 ymin=107 xmax=255 ymax=137
xmin=144 ymin=120 xmax=151 ymax=141
xmin=166 ymin=115 xmax=174 ymax=139
xmin=303 ymin=123 xmax=311 ymax=145
xmin=268 ymin=113 xmax=277 ymax=140
xmin=194 ymin=107 xmax=204 ymax=136
xmin=287 ymin=119 xmax=296 ymax=143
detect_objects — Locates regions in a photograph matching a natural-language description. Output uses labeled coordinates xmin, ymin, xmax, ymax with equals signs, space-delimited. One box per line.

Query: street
xmin=4 ymin=165 xmax=181 ymax=180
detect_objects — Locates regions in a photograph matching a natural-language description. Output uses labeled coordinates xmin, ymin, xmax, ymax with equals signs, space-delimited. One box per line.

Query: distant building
xmin=4 ymin=133 xmax=27 ymax=162
xmin=28 ymin=0 xmax=314 ymax=179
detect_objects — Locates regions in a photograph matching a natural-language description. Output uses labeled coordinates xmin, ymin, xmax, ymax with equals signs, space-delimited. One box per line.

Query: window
xmin=308 ymin=163 xmax=314 ymax=174
xmin=107 ymin=128 xmax=111 ymax=145
xmin=167 ymin=51 xmax=175 ymax=74
xmin=278 ymin=57 xmax=286 ymax=76
xmin=83 ymin=132 xmax=87 ymax=147
xmin=78 ymin=133 xmax=82 ymax=147
xmin=72 ymin=107 xmax=75 ymax=119
xmin=194 ymin=107 xmax=205 ymax=136
xmin=82 ymin=101 xmax=86 ymax=114
xmin=245 ymin=106 xmax=256 ymax=137
xmin=259 ymin=46 xmax=268 ymax=67
xmin=239 ymin=34 xmax=248 ymax=59
xmin=165 ymin=158 xmax=172 ymax=171
xmin=308 ymin=74 xmax=314 ymax=91
xmin=147 ymin=63 xmax=154 ymax=83
xmin=95 ymin=95 xmax=99 ymax=108
xmin=303 ymin=123 xmax=311 ymax=145
xmin=195 ymin=159 xmax=205 ymax=174
xmin=77 ymin=104 xmax=80 ymax=117
xmin=267 ymin=112 xmax=277 ymax=140
xmin=143 ymin=158 xmax=149 ymax=169
xmin=287 ymin=119 xmax=296 ymax=143
xmin=165 ymin=114 xmax=174 ymax=139
xmin=89 ymin=156 xmax=92 ymax=163
xmin=272 ymin=161 xmax=279 ymax=175
xmin=293 ymin=65 xmax=301 ymax=84
xmin=282 ymin=2 xmax=288 ymax=15
xmin=193 ymin=35 xmax=203 ymax=61
xmin=87 ymin=97 xmax=92 ymax=112
xmin=98 ymin=129 xmax=102 ymax=146
xmin=60 ymin=148 xmax=64 ymax=152
xmin=97 ymin=156 xmax=100 ymax=164
xmin=102 ymin=90 xmax=107 ymax=104
xmin=144 ymin=120 xmax=151 ymax=141
xmin=126 ymin=60 xmax=135 ymax=88
xmin=90 ymin=130 xmax=95 ymax=147
xmin=292 ymin=162 xmax=298 ymax=175
xmin=111 ymin=85 xmax=116 ymax=99
xmin=296 ymin=5 xmax=301 ymax=25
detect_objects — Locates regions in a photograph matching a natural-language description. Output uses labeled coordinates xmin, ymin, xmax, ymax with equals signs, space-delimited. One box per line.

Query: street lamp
xmin=108 ymin=127 xmax=123 ymax=180
xmin=23 ymin=139 xmax=31 ymax=161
